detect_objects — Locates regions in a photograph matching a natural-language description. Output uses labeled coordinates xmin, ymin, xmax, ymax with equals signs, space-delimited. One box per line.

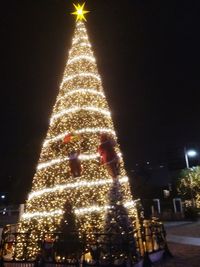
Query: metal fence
xmin=0 ymin=219 xmax=167 ymax=267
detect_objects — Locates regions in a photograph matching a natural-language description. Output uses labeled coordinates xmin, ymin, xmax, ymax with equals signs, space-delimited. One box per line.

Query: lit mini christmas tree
xmin=16 ymin=3 xmax=138 ymax=259
xmin=101 ymin=180 xmax=138 ymax=263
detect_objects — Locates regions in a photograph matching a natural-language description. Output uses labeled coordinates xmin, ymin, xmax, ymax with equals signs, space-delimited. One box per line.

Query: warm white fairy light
xmin=78 ymin=26 xmax=87 ymax=33
xmin=60 ymin=73 xmax=101 ymax=88
xmin=43 ymin=127 xmax=116 ymax=147
xmin=76 ymin=127 xmax=115 ymax=135
xmin=78 ymin=153 xmax=101 ymax=160
xmin=75 ymin=205 xmax=111 ymax=215
xmin=74 ymin=200 xmax=138 ymax=216
xmin=50 ymin=106 xmax=111 ymax=125
xmin=37 ymin=153 xmax=97 ymax=170
xmin=68 ymin=55 xmax=95 ymax=65
xmin=38 ymin=153 xmax=94 ymax=170
xmin=22 ymin=199 xmax=137 ymax=219
xmin=28 ymin=176 xmax=129 ymax=201
xmin=124 ymin=200 xmax=137 ymax=208
xmin=37 ymin=157 xmax=68 ymax=170
xmin=72 ymin=36 xmax=88 ymax=45
xmin=80 ymin=42 xmax=91 ymax=47
xmin=77 ymin=21 xmax=84 ymax=26
xmin=22 ymin=209 xmax=64 ymax=219
xmin=37 ymin=152 xmax=122 ymax=170
xmin=58 ymin=88 xmax=105 ymax=102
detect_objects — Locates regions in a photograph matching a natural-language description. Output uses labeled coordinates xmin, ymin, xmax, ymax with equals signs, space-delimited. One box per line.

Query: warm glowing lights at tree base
xmin=15 ymin=10 xmax=138 ymax=260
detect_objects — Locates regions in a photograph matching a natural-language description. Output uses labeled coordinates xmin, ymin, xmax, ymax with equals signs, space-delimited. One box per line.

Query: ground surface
xmin=153 ymin=221 xmax=200 ymax=267
xmin=165 ymin=221 xmax=200 ymax=237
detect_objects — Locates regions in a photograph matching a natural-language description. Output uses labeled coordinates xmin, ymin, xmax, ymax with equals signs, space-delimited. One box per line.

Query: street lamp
xmin=184 ymin=148 xmax=197 ymax=169
xmin=184 ymin=148 xmax=197 ymax=207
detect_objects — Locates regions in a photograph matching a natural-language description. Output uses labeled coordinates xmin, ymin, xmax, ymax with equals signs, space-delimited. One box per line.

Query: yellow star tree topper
xmin=72 ymin=2 xmax=89 ymax=21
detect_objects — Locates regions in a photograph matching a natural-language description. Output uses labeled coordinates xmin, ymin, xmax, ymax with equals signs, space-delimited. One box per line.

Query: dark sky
xmin=0 ymin=0 xmax=199 ymax=202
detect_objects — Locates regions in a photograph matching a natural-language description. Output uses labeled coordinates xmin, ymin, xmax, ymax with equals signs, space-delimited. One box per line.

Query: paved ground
xmin=167 ymin=234 xmax=200 ymax=246
xmin=164 ymin=220 xmax=200 ymax=238
xmin=153 ymin=221 xmax=200 ymax=267
xmin=154 ymin=243 xmax=200 ymax=267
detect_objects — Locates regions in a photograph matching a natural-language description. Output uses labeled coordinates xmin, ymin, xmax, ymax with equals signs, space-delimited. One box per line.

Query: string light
xmin=75 ymin=205 xmax=111 ymax=215
xmin=43 ymin=127 xmax=116 ymax=147
xmin=60 ymin=73 xmax=101 ymax=88
xmin=37 ymin=157 xmax=68 ymax=170
xmin=74 ymin=200 xmax=138 ymax=216
xmin=28 ymin=176 xmax=129 ymax=201
xmin=22 ymin=199 xmax=137 ymax=219
xmin=68 ymin=55 xmax=95 ymax=64
xmin=80 ymin=42 xmax=91 ymax=47
xmin=78 ymin=26 xmax=87 ymax=33
xmin=50 ymin=106 xmax=111 ymax=125
xmin=72 ymin=36 xmax=89 ymax=45
xmin=58 ymin=88 xmax=105 ymax=101
xmin=22 ymin=209 xmax=64 ymax=219
xmin=37 ymin=152 xmax=122 ymax=170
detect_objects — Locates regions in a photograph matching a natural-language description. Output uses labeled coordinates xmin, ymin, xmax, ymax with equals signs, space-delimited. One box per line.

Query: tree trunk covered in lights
xmin=16 ymin=21 xmax=137 ymax=259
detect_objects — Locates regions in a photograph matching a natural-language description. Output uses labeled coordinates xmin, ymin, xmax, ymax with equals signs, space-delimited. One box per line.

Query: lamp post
xmin=184 ymin=147 xmax=197 ymax=207
xmin=184 ymin=148 xmax=197 ymax=169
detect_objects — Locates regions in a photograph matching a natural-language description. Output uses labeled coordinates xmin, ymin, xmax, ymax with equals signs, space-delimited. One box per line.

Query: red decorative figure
xmin=98 ymin=133 xmax=119 ymax=179
xmin=63 ymin=132 xmax=80 ymax=144
xmin=68 ymin=150 xmax=82 ymax=178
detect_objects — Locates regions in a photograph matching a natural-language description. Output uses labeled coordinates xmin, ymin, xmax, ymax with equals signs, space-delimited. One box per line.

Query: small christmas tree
xmin=55 ymin=203 xmax=84 ymax=261
xmin=101 ymin=180 xmax=138 ymax=263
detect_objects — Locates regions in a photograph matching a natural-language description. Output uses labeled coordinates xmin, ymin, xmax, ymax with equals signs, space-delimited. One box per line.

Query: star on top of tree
xmin=71 ymin=2 xmax=89 ymax=21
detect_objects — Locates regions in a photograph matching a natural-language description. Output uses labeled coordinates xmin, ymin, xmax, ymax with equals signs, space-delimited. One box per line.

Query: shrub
xmin=184 ymin=207 xmax=199 ymax=221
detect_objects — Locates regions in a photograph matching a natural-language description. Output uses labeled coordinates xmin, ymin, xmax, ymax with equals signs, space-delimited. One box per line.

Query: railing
xmin=0 ymin=219 xmax=167 ymax=267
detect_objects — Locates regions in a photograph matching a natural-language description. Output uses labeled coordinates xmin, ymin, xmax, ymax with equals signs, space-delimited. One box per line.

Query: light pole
xmin=184 ymin=148 xmax=197 ymax=169
xmin=184 ymin=147 xmax=197 ymax=207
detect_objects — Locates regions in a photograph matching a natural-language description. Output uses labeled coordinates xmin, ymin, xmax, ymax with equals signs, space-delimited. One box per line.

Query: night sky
xmin=0 ymin=0 xmax=199 ymax=202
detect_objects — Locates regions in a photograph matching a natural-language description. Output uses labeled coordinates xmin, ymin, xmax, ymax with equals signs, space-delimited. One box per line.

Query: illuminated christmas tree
xmin=101 ymin=180 xmax=138 ymax=262
xmin=16 ymin=3 xmax=138 ymax=259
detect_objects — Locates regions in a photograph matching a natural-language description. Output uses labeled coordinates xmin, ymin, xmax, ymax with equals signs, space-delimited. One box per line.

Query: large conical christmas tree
xmin=17 ymin=3 xmax=137 ymax=259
